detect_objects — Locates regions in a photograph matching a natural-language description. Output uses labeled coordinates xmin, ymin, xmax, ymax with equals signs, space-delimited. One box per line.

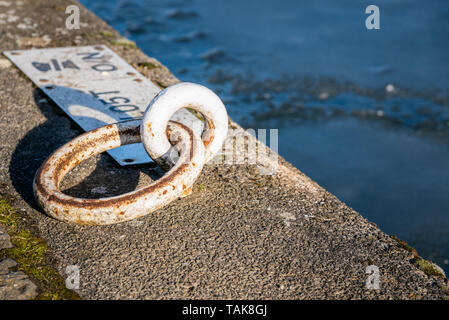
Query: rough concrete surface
xmin=0 ymin=0 xmax=448 ymax=299
xmin=0 ymin=258 xmax=38 ymax=300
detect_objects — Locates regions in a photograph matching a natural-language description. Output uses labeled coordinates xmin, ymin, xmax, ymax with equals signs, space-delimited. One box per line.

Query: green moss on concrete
xmin=391 ymin=235 xmax=447 ymax=282
xmin=154 ymin=80 xmax=168 ymax=89
xmin=99 ymin=30 xmax=115 ymax=38
xmin=442 ymin=284 xmax=449 ymax=295
xmin=137 ymin=61 xmax=160 ymax=70
xmin=441 ymin=285 xmax=449 ymax=300
xmin=111 ymin=38 xmax=137 ymax=49
xmin=413 ymin=258 xmax=446 ymax=279
xmin=0 ymin=199 xmax=80 ymax=300
xmin=49 ymin=4 xmax=67 ymax=11
xmin=391 ymin=235 xmax=418 ymax=257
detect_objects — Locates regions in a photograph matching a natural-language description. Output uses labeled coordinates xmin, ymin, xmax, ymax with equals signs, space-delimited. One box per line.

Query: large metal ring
xmin=141 ymin=82 xmax=228 ymax=169
xmin=33 ymin=120 xmax=205 ymax=225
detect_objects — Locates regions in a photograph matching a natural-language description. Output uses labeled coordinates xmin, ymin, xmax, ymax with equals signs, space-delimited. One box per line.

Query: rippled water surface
xmin=80 ymin=0 xmax=449 ymax=272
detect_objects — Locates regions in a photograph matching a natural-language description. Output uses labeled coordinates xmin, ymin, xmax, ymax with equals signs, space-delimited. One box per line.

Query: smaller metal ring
xmin=141 ymin=82 xmax=228 ymax=169
xmin=33 ymin=120 xmax=205 ymax=225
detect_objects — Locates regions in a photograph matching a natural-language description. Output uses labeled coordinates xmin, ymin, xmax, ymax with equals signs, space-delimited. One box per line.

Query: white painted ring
xmin=33 ymin=120 xmax=205 ymax=225
xmin=141 ymin=82 xmax=228 ymax=169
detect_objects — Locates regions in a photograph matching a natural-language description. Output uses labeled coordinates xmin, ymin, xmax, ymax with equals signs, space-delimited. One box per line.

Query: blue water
xmin=80 ymin=0 xmax=449 ymax=273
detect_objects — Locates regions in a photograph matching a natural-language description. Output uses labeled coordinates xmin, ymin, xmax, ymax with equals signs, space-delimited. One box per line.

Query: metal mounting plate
xmin=4 ymin=45 xmax=203 ymax=166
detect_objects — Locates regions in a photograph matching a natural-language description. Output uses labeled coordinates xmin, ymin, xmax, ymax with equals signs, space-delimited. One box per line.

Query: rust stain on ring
xmin=33 ymin=120 xmax=206 ymax=225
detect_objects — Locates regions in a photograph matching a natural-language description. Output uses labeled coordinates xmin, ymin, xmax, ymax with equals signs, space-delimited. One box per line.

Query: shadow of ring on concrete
xmin=9 ymin=86 xmax=163 ymax=213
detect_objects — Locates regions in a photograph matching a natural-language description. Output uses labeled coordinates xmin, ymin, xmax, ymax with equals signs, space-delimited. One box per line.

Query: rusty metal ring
xmin=33 ymin=120 xmax=205 ymax=225
xmin=141 ymin=82 xmax=228 ymax=169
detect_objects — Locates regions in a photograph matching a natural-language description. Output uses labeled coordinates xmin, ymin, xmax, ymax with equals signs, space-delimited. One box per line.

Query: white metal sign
xmin=3 ymin=45 xmax=203 ymax=166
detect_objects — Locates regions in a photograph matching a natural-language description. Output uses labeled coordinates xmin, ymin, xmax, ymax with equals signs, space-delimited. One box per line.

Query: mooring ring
xmin=141 ymin=82 xmax=228 ymax=169
xmin=33 ymin=120 xmax=205 ymax=225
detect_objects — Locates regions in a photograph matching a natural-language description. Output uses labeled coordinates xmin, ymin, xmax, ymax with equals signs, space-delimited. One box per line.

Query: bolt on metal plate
xmin=3 ymin=45 xmax=203 ymax=166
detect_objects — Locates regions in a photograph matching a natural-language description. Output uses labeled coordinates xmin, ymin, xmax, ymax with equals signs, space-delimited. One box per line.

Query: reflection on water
xmin=80 ymin=0 xmax=449 ymax=273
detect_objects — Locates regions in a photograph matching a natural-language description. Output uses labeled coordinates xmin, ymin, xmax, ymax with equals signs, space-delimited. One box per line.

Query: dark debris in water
xmin=206 ymin=69 xmax=449 ymax=133
xmin=165 ymin=9 xmax=199 ymax=20
xmin=200 ymin=48 xmax=226 ymax=63
xmin=173 ymin=30 xmax=208 ymax=42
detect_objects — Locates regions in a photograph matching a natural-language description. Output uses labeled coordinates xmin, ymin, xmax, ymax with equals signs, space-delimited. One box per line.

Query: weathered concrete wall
xmin=0 ymin=0 xmax=447 ymax=299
